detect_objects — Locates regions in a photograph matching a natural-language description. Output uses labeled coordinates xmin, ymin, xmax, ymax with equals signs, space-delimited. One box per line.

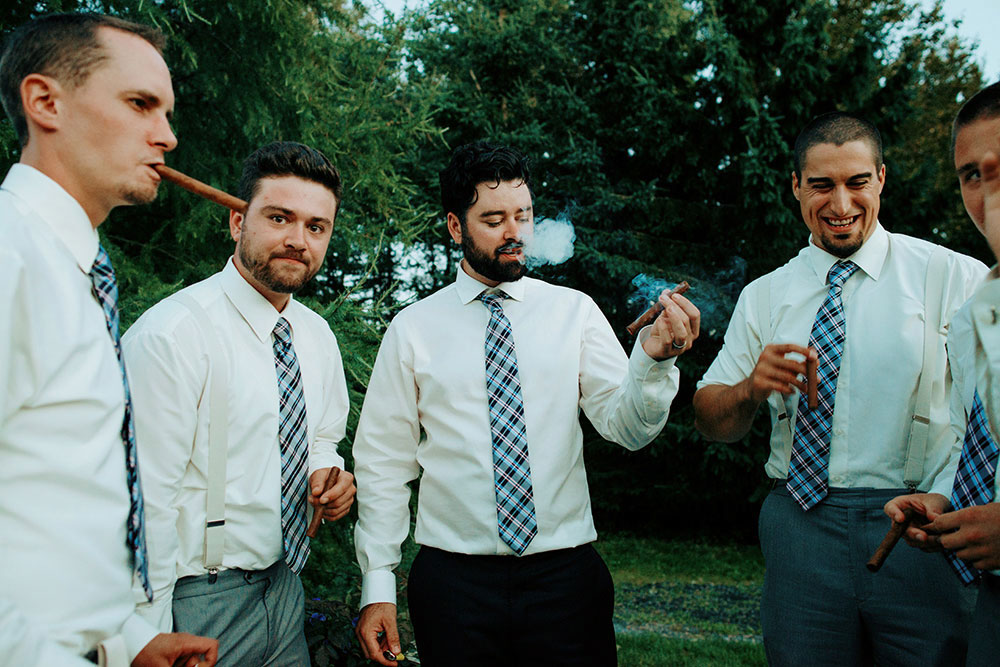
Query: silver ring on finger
xmin=671 ymin=340 xmax=686 ymax=350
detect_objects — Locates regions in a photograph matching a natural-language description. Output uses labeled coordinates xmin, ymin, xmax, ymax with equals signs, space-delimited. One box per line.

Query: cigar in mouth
xmin=806 ymin=351 xmax=818 ymax=409
xmin=306 ymin=467 xmax=342 ymax=538
xmin=867 ymin=507 xmax=924 ymax=572
xmin=152 ymin=164 xmax=247 ymax=212
xmin=625 ymin=281 xmax=690 ymax=336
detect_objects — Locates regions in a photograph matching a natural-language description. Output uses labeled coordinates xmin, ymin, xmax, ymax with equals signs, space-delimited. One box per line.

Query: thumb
xmin=311 ymin=468 xmax=328 ymax=496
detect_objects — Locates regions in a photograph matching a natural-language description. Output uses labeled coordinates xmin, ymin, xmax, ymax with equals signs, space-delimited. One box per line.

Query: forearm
xmin=693 ymin=381 xmax=761 ymax=442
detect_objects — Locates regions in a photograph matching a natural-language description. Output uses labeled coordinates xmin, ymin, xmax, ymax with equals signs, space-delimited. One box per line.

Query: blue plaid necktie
xmin=89 ymin=244 xmax=152 ymax=601
xmin=272 ymin=318 xmax=310 ymax=574
xmin=787 ymin=260 xmax=859 ymax=511
xmin=945 ymin=389 xmax=999 ymax=584
xmin=479 ymin=291 xmax=537 ymax=555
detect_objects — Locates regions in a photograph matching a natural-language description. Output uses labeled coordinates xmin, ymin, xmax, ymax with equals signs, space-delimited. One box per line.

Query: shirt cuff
xmin=360 ymin=569 xmax=397 ymax=608
xmin=121 ymin=612 xmax=161 ymax=663
xmin=630 ymin=327 xmax=678 ymax=378
xmin=308 ymin=449 xmax=347 ymax=479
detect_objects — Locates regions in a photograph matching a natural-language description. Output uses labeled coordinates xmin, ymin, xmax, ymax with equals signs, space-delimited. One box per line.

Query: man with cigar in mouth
xmin=693 ymin=111 xmax=987 ymax=665
xmin=122 ymin=141 xmax=355 ymax=665
xmin=352 ymin=141 xmax=700 ymax=665
xmin=0 ymin=12 xmax=219 ymax=667
xmin=883 ymin=82 xmax=1000 ymax=666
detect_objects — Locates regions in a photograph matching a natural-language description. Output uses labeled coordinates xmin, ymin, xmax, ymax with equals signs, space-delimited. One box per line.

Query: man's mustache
xmin=497 ymin=241 xmax=524 ymax=253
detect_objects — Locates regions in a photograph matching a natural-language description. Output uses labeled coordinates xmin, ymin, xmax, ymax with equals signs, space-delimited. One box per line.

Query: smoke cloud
xmin=523 ymin=213 xmax=576 ymax=269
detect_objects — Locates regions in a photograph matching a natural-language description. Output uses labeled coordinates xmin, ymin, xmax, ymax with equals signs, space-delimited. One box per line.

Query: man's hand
xmin=982 ymin=151 xmax=1000 ymax=264
xmin=883 ymin=492 xmax=949 ymax=551
xmin=308 ymin=467 xmax=356 ymax=522
xmin=745 ymin=343 xmax=812 ymax=405
xmin=132 ymin=632 xmax=218 ymax=667
xmin=643 ymin=289 xmax=701 ymax=360
xmin=926 ymin=503 xmax=1000 ymax=570
xmin=356 ymin=602 xmax=402 ymax=666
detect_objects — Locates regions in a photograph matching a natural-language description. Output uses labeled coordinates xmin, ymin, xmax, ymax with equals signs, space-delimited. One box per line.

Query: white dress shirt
xmin=354 ymin=266 xmax=681 ymax=607
xmin=945 ymin=270 xmax=1000 ymax=499
xmin=0 ymin=164 xmax=159 ymax=664
xmin=699 ymin=223 xmax=986 ymax=494
xmin=122 ymin=259 xmax=350 ymax=630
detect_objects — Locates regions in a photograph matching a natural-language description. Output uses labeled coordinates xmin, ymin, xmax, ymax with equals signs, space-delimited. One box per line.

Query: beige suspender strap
xmin=169 ymin=291 xmax=228 ymax=571
xmin=903 ymin=246 xmax=949 ymax=490
xmin=757 ymin=275 xmax=795 ymax=460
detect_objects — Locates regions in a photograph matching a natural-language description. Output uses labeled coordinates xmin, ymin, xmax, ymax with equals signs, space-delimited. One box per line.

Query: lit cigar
xmin=152 ymin=164 xmax=247 ymax=212
xmin=806 ymin=351 xmax=818 ymax=409
xmin=625 ymin=281 xmax=690 ymax=336
xmin=306 ymin=467 xmax=341 ymax=538
xmin=867 ymin=508 xmax=923 ymax=572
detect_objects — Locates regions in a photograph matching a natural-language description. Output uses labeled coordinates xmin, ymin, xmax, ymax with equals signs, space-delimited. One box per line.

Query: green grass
xmin=596 ymin=534 xmax=765 ymax=586
xmin=600 ymin=535 xmax=766 ymax=666
xmin=617 ymin=634 xmax=766 ymax=666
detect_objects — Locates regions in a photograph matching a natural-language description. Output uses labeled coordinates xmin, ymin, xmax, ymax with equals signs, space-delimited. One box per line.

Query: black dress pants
xmin=407 ymin=543 xmax=616 ymax=667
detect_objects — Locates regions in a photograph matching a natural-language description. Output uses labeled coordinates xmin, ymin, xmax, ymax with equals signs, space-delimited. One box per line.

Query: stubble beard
xmin=239 ymin=242 xmax=317 ymax=294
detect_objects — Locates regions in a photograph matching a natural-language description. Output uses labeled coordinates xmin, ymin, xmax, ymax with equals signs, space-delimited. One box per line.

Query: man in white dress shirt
xmin=883 ymin=82 xmax=1000 ymax=666
xmin=122 ymin=141 xmax=356 ymax=665
xmin=0 ymin=12 xmax=218 ymax=667
xmin=693 ymin=112 xmax=986 ymax=665
xmin=353 ymin=141 xmax=700 ymax=666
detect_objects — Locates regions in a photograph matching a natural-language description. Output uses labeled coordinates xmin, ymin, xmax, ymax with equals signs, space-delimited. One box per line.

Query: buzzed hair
xmin=0 ymin=12 xmax=166 ymax=149
xmin=952 ymin=81 xmax=1000 ymax=154
xmin=793 ymin=112 xmax=883 ymax=179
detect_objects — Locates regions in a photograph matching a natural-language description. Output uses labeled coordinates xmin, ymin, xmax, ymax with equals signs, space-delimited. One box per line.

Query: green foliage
xmin=597 ymin=535 xmax=764 ymax=586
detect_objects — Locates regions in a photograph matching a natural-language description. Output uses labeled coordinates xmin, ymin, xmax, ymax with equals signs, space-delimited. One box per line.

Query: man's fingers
xmin=670 ymin=293 xmax=701 ymax=339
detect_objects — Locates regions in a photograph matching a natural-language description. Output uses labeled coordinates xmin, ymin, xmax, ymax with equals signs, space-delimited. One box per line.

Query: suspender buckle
xmin=208 ymin=567 xmax=218 ymax=584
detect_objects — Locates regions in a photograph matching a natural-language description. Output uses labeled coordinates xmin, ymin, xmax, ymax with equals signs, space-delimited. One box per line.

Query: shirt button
xmin=834 ymin=428 xmax=845 ymax=437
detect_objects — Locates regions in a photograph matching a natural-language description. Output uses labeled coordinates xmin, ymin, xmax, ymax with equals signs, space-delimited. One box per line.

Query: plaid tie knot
xmin=479 ymin=290 xmax=537 ymax=555
xmin=89 ymin=244 xmax=151 ymax=601
xmin=272 ymin=316 xmax=310 ymax=574
xmin=787 ymin=260 xmax=859 ymax=511
xmin=827 ymin=260 xmax=857 ymax=292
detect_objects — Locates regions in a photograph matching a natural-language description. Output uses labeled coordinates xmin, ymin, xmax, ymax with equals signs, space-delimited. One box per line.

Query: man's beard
xmin=239 ymin=243 xmax=317 ymax=294
xmin=462 ymin=235 xmax=527 ymax=283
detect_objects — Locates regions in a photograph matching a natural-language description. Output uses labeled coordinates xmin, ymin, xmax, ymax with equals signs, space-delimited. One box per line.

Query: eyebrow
xmin=478 ymin=206 xmax=532 ymax=218
xmin=805 ymin=172 xmax=872 ymax=184
xmin=260 ymin=205 xmax=332 ymax=224
xmin=956 ymin=162 xmax=978 ymax=177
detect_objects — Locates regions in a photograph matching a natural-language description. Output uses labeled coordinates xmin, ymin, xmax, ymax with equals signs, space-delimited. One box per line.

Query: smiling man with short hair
xmin=694 ymin=111 xmax=986 ymax=665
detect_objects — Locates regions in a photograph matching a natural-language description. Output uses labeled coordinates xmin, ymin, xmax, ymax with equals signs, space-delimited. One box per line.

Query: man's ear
xmin=229 ymin=209 xmax=244 ymax=243
xmin=446 ymin=212 xmax=463 ymax=244
xmin=791 ymin=170 xmax=801 ymax=201
xmin=20 ymin=74 xmax=63 ymax=133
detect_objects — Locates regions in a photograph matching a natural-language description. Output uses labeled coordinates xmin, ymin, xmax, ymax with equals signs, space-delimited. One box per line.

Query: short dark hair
xmin=0 ymin=12 xmax=166 ymax=149
xmin=236 ymin=141 xmax=343 ymax=213
xmin=440 ymin=141 xmax=532 ymax=225
xmin=793 ymin=112 xmax=883 ymax=179
xmin=952 ymin=81 xmax=1000 ymax=154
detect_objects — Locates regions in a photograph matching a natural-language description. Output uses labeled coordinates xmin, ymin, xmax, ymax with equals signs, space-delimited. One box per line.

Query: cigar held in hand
xmin=806 ymin=351 xmax=818 ymax=409
xmin=306 ymin=467 xmax=341 ymax=538
xmin=625 ymin=281 xmax=690 ymax=336
xmin=867 ymin=507 xmax=919 ymax=572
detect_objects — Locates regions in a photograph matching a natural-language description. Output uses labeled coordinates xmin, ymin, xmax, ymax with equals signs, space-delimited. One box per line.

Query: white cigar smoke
xmin=523 ymin=213 xmax=576 ymax=269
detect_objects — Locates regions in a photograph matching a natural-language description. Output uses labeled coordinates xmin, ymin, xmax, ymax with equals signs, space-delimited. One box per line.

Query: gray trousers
xmin=967 ymin=574 xmax=1000 ymax=667
xmin=172 ymin=559 xmax=309 ymax=667
xmin=760 ymin=486 xmax=976 ymax=666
